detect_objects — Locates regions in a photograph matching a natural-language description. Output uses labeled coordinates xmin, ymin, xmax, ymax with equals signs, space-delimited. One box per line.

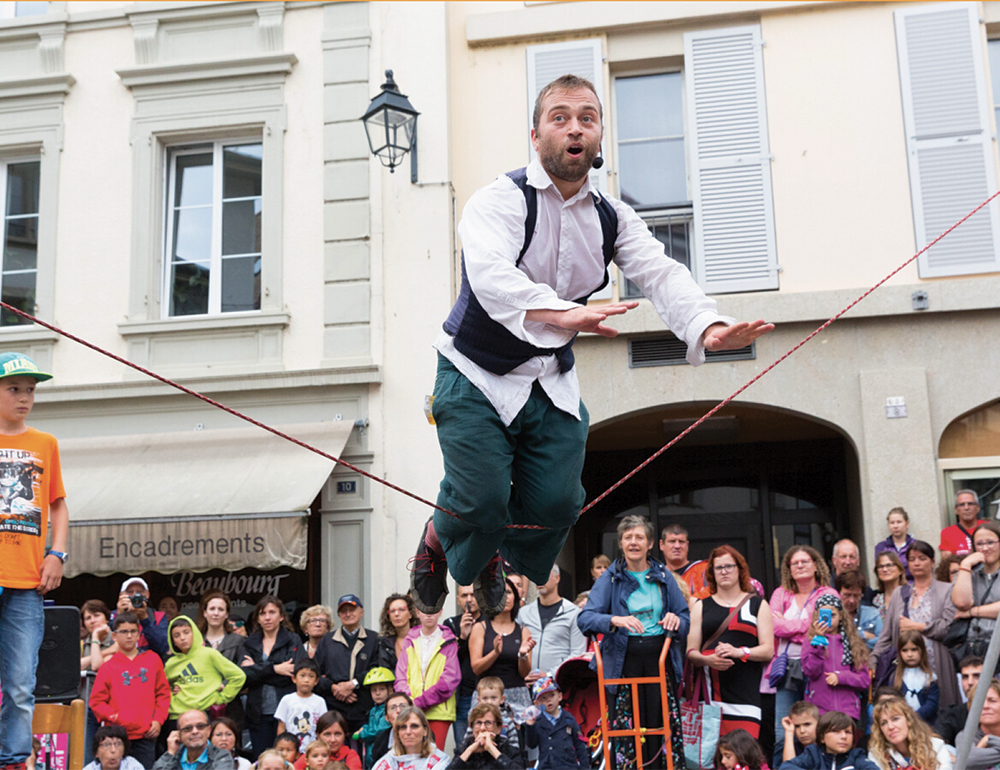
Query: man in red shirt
xmin=659 ymin=524 xmax=709 ymax=600
xmin=940 ymin=489 xmax=985 ymax=559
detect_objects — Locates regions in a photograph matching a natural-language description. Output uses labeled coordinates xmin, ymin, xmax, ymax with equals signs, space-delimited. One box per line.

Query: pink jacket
xmin=760 ymin=585 xmax=839 ymax=694
xmin=393 ymin=625 xmax=461 ymax=719
xmin=801 ymin=634 xmax=870 ymax=719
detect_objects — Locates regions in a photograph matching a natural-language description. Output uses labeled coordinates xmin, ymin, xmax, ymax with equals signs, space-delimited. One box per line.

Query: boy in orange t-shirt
xmin=0 ymin=352 xmax=69 ymax=770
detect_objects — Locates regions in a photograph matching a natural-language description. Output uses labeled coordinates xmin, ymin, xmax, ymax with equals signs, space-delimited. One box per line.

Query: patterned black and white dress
xmin=699 ymin=594 xmax=765 ymax=738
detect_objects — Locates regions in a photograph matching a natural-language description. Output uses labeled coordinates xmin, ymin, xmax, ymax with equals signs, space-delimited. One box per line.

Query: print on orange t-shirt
xmin=0 ymin=427 xmax=66 ymax=589
xmin=682 ymin=560 xmax=711 ymax=600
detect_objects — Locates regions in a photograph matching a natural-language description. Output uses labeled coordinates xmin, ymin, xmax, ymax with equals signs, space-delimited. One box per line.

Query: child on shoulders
xmin=801 ymin=595 xmax=871 ymax=721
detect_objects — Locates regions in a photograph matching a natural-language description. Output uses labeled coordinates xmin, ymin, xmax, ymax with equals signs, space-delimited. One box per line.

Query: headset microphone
xmin=592 ymin=154 xmax=605 ymax=169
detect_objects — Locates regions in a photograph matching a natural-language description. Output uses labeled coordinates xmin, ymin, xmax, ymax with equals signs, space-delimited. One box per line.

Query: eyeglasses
xmin=472 ymin=720 xmax=498 ymax=729
xmin=98 ymin=740 xmax=124 ymax=750
xmin=714 ymin=564 xmax=738 ymax=573
xmin=180 ymin=723 xmax=209 ymax=734
xmin=876 ymin=564 xmax=898 ymax=571
xmin=789 ymin=560 xmax=814 ymax=568
xmin=975 ymin=540 xmax=1000 ymax=549
xmin=306 ymin=619 xmax=328 ymax=626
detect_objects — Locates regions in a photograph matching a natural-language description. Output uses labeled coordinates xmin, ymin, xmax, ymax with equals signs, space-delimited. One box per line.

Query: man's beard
xmin=537 ymin=139 xmax=599 ymax=184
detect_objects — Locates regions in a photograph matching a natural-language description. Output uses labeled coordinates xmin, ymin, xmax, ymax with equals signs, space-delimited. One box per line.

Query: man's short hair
xmin=477 ymin=676 xmax=504 ymax=695
xmin=293 ymin=658 xmax=319 ymax=676
xmin=660 ymin=523 xmax=688 ymax=540
xmin=550 ymin=564 xmax=560 ymax=578
xmin=532 ymin=74 xmax=602 ymax=131
xmin=788 ymin=701 xmax=819 ymax=720
xmin=113 ymin=612 xmax=139 ymax=630
xmin=834 ymin=569 xmax=867 ymax=592
xmin=956 ymin=488 xmax=980 ymax=503
xmin=93 ymin=724 xmax=130 ymax=757
xmin=833 ymin=539 xmax=859 ymax=558
xmin=960 ymin=655 xmax=986 ymax=671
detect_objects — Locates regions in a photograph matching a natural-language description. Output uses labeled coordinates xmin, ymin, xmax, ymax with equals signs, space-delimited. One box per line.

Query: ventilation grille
xmin=628 ymin=333 xmax=755 ymax=368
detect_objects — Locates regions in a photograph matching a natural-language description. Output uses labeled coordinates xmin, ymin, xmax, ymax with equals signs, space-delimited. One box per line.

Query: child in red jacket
xmin=89 ymin=612 xmax=171 ymax=770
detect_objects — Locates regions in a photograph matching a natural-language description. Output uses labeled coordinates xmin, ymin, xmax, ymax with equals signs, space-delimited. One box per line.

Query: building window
xmin=0 ymin=2 xmax=48 ymax=18
xmin=621 ymin=209 xmax=693 ymax=298
xmin=0 ymin=159 xmax=39 ymax=326
xmin=614 ymin=72 xmax=692 ymax=298
xmin=165 ymin=141 xmax=262 ymax=317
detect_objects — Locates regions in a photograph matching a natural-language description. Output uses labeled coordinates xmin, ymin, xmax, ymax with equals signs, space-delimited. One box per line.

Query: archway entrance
xmin=574 ymin=402 xmax=861 ymax=598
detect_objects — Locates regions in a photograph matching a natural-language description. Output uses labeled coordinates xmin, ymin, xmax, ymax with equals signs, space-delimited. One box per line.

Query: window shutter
xmin=526 ymin=38 xmax=612 ymax=298
xmin=684 ymin=25 xmax=778 ymax=294
xmin=526 ymin=38 xmax=607 ymax=195
xmin=895 ymin=3 xmax=1000 ymax=278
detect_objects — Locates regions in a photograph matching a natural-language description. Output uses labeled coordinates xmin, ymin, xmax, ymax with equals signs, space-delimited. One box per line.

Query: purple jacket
xmin=801 ymin=634 xmax=870 ymax=719
xmin=873 ymin=534 xmax=914 ymax=579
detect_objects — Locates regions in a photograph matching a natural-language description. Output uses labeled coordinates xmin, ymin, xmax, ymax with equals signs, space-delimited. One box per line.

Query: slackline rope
xmin=5 ymin=187 xmax=998 ymax=530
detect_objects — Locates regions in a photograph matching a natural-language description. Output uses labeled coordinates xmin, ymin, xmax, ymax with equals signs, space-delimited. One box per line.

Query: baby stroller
xmin=555 ymin=651 xmax=605 ymax=770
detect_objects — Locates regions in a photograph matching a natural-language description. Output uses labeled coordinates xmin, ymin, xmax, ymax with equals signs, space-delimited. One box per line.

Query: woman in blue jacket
xmin=578 ymin=514 xmax=689 ymax=769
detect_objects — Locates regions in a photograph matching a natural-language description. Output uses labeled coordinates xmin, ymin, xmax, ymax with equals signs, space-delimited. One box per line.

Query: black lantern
xmin=361 ymin=70 xmax=420 ymax=183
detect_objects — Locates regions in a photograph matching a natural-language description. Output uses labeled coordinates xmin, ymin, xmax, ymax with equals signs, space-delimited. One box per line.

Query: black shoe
xmin=474 ymin=553 xmax=507 ymax=617
xmin=409 ymin=518 xmax=449 ymax=613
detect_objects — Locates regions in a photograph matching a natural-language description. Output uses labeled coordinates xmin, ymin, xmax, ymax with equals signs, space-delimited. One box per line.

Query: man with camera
xmin=115 ymin=577 xmax=169 ymax=659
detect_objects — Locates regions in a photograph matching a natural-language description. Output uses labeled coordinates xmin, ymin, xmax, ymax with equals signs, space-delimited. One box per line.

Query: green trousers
xmin=432 ymin=355 xmax=589 ymax=585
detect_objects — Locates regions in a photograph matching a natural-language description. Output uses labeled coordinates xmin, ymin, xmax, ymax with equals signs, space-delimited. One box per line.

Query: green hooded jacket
xmin=163 ymin=616 xmax=247 ymax=718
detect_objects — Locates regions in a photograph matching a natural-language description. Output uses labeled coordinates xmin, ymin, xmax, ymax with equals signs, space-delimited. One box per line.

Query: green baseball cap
xmin=0 ymin=352 xmax=52 ymax=382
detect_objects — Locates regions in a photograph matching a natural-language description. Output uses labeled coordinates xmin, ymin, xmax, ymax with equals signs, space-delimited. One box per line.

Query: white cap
xmin=121 ymin=577 xmax=149 ymax=593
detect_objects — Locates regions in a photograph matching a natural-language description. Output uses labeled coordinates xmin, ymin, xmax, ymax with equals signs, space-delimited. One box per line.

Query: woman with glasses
xmin=872 ymin=552 xmax=907 ymax=621
xmin=375 ymin=594 xmax=418 ymax=671
xmin=371 ymin=706 xmax=449 ymax=770
xmin=687 ymin=546 xmax=774 ymax=739
xmin=763 ymin=545 xmax=837 ymax=763
xmin=450 ymin=703 xmax=521 ymax=768
xmin=84 ymin=725 xmax=145 ymax=770
xmin=296 ymin=605 xmax=335 ymax=660
xmin=952 ymin=521 xmax=1000 ymax=662
xmin=871 ymin=541 xmax=959 ymax=707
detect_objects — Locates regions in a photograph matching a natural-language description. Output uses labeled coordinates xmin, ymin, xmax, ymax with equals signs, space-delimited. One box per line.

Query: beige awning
xmin=60 ymin=421 xmax=353 ymax=577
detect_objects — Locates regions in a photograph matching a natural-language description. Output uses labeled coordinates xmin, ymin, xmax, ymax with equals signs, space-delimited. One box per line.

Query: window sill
xmin=0 ymin=326 xmax=59 ymax=343
xmin=118 ymin=311 xmax=290 ymax=374
xmin=117 ymin=52 xmax=297 ymax=88
xmin=118 ymin=311 xmax=289 ymax=338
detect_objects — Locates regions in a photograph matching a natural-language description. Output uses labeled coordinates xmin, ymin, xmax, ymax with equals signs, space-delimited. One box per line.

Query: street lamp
xmin=360 ymin=69 xmax=420 ymax=183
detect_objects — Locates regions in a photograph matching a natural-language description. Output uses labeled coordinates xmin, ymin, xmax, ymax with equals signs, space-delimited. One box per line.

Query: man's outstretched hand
xmin=702 ymin=320 xmax=774 ymax=351
xmin=526 ymin=302 xmax=639 ymax=338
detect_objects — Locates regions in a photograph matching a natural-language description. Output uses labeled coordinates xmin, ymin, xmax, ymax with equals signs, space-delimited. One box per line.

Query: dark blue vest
xmin=442 ymin=167 xmax=618 ymax=376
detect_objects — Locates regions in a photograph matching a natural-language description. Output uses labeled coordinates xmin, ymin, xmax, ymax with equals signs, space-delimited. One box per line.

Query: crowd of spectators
xmin=70 ymin=488 xmax=999 ymax=770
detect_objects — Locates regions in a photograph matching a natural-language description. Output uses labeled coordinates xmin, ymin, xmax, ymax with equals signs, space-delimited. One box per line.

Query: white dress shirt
xmin=435 ymin=159 xmax=730 ymax=426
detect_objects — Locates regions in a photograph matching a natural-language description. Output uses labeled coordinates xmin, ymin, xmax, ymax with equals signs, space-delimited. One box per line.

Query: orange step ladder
xmin=592 ymin=634 xmax=675 ymax=770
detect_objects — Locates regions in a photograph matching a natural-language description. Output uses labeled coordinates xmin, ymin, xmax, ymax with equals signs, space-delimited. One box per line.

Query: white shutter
xmin=526 ymin=38 xmax=607 ymax=195
xmin=895 ymin=3 xmax=1000 ymax=278
xmin=684 ymin=25 xmax=778 ymax=294
xmin=526 ymin=38 xmax=612 ymax=298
